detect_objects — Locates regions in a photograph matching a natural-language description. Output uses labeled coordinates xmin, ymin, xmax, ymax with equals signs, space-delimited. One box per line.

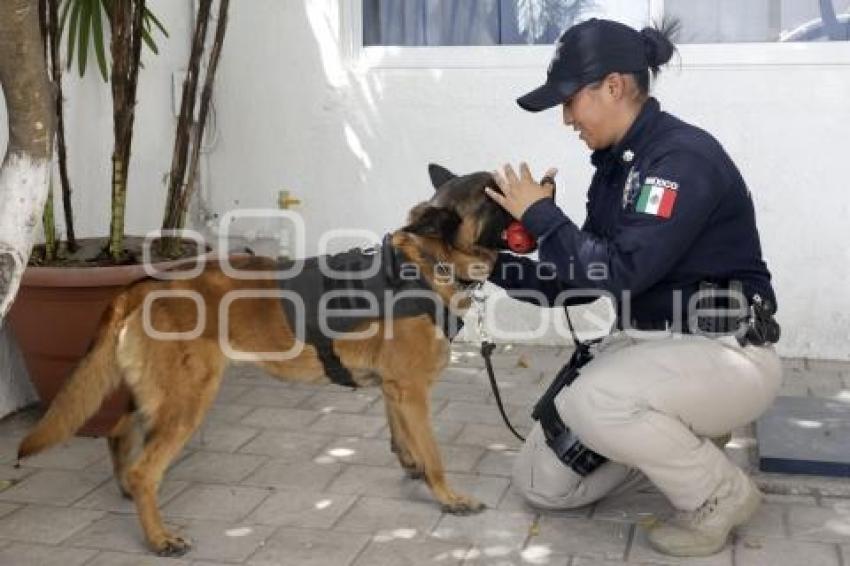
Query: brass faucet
xmin=278 ymin=190 xmax=301 ymax=210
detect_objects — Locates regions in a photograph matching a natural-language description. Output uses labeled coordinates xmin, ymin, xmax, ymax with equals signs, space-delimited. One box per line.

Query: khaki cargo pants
xmin=513 ymin=331 xmax=782 ymax=511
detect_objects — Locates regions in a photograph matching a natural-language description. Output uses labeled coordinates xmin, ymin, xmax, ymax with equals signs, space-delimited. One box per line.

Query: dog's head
xmin=402 ymin=164 xmax=537 ymax=255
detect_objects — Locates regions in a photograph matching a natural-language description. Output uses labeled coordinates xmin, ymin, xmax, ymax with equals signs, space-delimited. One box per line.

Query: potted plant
xmin=6 ymin=0 xmax=231 ymax=435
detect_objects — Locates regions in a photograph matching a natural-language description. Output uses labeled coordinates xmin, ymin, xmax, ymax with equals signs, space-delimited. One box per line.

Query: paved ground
xmin=0 ymin=343 xmax=848 ymax=565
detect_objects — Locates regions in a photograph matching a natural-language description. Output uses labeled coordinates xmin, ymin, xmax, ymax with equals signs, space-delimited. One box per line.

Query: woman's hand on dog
xmin=486 ymin=162 xmax=557 ymax=220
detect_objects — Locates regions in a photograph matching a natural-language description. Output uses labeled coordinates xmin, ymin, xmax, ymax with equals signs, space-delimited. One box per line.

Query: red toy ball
xmin=504 ymin=221 xmax=537 ymax=254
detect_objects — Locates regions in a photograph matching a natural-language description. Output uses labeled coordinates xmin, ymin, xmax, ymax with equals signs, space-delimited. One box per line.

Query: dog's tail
xmin=18 ymin=292 xmax=132 ymax=460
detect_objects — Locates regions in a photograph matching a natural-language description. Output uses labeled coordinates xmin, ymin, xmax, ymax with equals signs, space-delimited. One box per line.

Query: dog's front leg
xmin=383 ymin=379 xmax=485 ymax=515
xmin=381 ymin=387 xmax=425 ymax=479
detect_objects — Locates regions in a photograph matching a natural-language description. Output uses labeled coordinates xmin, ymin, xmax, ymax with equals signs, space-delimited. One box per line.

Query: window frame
xmin=342 ymin=0 xmax=850 ymax=69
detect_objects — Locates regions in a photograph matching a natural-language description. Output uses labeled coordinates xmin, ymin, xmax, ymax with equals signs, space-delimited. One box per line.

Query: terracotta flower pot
xmin=7 ymin=246 xmax=207 ymax=437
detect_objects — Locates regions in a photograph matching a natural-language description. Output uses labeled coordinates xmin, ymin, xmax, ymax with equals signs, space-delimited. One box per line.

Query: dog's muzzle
xmin=503 ymin=221 xmax=537 ymax=254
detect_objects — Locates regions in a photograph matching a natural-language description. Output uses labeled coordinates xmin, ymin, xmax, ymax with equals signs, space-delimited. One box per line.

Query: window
xmin=362 ymin=0 xmax=649 ymax=46
xmin=363 ymin=0 xmax=850 ymax=45
xmin=351 ymin=0 xmax=850 ymax=68
xmin=668 ymin=0 xmax=850 ymax=43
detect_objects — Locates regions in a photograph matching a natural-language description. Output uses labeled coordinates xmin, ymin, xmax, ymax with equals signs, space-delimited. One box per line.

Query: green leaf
xmin=141 ymin=26 xmax=159 ymax=55
xmin=64 ymin=0 xmax=165 ymax=78
xmin=91 ymin=0 xmax=108 ymax=81
xmin=143 ymin=7 xmax=168 ymax=38
xmin=139 ymin=6 xmax=168 ymax=55
xmin=59 ymin=0 xmax=72 ymax=34
xmin=66 ymin=0 xmax=82 ymax=71
xmin=77 ymin=0 xmax=92 ymax=77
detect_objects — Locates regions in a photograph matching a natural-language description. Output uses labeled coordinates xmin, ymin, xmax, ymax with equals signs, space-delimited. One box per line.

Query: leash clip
xmin=469 ymin=282 xmax=489 ymax=342
xmin=470 ymin=283 xmax=525 ymax=442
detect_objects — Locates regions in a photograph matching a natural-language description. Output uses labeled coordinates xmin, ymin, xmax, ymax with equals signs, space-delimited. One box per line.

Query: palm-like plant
xmin=50 ymin=0 xmax=167 ymax=262
xmin=60 ymin=0 xmax=167 ymax=82
xmin=47 ymin=0 xmax=229 ymax=263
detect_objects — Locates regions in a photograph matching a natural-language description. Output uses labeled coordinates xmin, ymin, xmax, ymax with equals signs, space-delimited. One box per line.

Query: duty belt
xmin=625 ymin=280 xmax=780 ymax=347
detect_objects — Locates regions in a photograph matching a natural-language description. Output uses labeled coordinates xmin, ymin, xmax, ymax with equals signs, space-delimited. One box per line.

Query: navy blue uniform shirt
xmin=489 ymin=97 xmax=776 ymax=328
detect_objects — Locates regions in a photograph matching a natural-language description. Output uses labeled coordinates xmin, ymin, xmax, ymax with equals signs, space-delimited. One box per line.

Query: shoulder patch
xmin=635 ymin=177 xmax=678 ymax=219
xmin=644 ymin=176 xmax=679 ymax=191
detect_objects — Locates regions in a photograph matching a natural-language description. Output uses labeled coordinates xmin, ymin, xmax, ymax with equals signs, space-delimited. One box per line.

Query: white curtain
xmin=362 ymin=0 xmax=594 ymax=46
xmin=666 ymin=0 xmax=850 ymax=42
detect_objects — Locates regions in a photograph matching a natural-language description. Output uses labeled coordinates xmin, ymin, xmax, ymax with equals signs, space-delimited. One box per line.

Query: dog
xmin=17 ymin=164 xmax=534 ymax=556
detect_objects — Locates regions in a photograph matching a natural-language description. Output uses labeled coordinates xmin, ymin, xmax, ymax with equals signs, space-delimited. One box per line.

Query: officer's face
xmin=561 ymin=75 xmax=628 ymax=150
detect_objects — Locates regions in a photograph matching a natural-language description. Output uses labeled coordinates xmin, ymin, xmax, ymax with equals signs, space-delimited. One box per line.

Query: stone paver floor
xmin=0 ymin=343 xmax=848 ymax=565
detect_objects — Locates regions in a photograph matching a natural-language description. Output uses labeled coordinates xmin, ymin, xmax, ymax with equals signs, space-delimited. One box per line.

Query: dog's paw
xmin=154 ymin=534 xmax=192 ymax=557
xmin=441 ymin=495 xmax=486 ymax=516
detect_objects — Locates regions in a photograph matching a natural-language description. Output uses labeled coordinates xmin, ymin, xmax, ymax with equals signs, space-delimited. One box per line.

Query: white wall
xmin=201 ymin=1 xmax=849 ymax=360
xmin=0 ymin=0 xmax=195 ymax=241
xmin=2 ymin=0 xmax=848 ymax=361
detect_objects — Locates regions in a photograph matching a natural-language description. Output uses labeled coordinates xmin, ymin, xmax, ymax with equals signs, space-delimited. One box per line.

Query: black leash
xmin=481 ymin=340 xmax=526 ymax=442
xmin=479 ymin=298 xmax=597 ymax=445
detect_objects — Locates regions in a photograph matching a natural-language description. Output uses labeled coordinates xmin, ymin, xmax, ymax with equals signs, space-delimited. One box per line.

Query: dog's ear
xmin=403 ymin=206 xmax=462 ymax=242
xmin=428 ymin=163 xmax=457 ymax=191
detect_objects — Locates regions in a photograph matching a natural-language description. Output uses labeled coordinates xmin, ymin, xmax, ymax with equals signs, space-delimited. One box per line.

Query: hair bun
xmin=640 ymin=21 xmax=678 ymax=69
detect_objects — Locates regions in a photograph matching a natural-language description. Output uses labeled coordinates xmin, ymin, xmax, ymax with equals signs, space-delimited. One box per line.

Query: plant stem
xmin=108 ymin=0 xmax=144 ymax=261
xmin=175 ymin=0 xmax=230 ymax=231
xmin=49 ymin=0 xmax=76 ymax=250
xmin=160 ymin=0 xmax=213 ymax=255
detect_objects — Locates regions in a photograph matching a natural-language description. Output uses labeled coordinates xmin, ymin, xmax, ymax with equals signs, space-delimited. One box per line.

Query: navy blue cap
xmin=517 ymin=19 xmax=649 ymax=112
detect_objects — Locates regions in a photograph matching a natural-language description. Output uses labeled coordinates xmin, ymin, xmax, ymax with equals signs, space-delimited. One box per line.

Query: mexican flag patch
xmin=635 ymin=177 xmax=678 ymax=219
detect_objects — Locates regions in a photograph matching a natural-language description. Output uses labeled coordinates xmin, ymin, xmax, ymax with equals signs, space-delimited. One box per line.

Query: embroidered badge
xmin=635 ymin=177 xmax=679 ymax=219
xmin=622 ymin=167 xmax=641 ymax=210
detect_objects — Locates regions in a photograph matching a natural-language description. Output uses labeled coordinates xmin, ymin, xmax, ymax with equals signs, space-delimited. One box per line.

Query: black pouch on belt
xmin=693 ymin=280 xmax=780 ymax=346
xmin=531 ymin=344 xmax=608 ymax=476
xmin=741 ymin=293 xmax=781 ymax=346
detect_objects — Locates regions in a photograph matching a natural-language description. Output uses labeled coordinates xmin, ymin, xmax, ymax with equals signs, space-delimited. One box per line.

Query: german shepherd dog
xmin=17 ymin=164 xmax=523 ymax=556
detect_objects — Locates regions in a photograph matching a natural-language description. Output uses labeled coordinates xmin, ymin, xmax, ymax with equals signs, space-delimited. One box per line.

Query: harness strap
xmin=306 ymin=326 xmax=358 ymax=389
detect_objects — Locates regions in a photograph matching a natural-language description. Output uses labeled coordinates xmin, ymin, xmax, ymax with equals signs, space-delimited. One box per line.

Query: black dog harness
xmin=276 ymin=235 xmax=463 ymax=388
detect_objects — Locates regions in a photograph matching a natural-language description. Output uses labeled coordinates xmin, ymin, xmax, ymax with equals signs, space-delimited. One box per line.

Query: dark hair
xmin=633 ymin=18 xmax=680 ymax=95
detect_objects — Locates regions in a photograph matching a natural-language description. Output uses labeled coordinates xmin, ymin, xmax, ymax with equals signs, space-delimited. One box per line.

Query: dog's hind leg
xmin=125 ymin=348 xmax=225 ymax=557
xmin=127 ymin=394 xmax=218 ymax=556
xmin=127 ymin=417 xmax=199 ymax=556
xmin=107 ymin=412 xmax=140 ymax=498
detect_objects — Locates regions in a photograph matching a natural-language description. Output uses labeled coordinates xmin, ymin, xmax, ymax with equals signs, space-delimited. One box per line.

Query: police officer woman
xmin=485 ymin=18 xmax=782 ymax=557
